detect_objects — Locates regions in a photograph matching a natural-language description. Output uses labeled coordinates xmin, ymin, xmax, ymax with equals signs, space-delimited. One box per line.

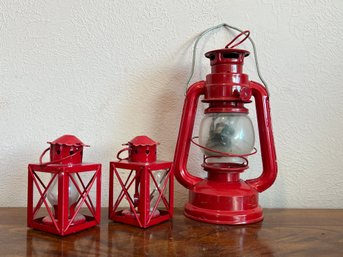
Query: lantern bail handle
xmin=39 ymin=147 xmax=83 ymax=166
xmin=116 ymin=147 xmax=129 ymax=161
xmin=225 ymin=30 xmax=250 ymax=49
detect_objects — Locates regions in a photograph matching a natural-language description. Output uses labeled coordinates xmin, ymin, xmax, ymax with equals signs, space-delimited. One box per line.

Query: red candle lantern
xmin=109 ymin=136 xmax=173 ymax=228
xmin=173 ymin=31 xmax=277 ymax=224
xmin=27 ymin=135 xmax=102 ymax=235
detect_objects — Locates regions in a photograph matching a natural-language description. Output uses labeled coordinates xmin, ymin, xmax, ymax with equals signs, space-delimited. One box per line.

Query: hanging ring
xmin=225 ymin=30 xmax=250 ymax=49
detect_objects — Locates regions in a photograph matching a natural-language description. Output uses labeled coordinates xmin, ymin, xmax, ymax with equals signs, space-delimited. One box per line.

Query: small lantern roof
xmin=47 ymin=135 xmax=89 ymax=147
xmin=127 ymin=136 xmax=159 ymax=146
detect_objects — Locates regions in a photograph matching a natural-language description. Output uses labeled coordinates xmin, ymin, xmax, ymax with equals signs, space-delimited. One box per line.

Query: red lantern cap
xmin=126 ymin=136 xmax=159 ymax=146
xmin=47 ymin=134 xmax=89 ymax=147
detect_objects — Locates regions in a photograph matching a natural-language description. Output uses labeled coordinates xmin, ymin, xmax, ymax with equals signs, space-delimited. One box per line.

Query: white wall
xmin=1 ymin=0 xmax=342 ymax=208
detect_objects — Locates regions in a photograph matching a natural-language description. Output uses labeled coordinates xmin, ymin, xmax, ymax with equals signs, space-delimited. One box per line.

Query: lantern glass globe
xmin=199 ymin=113 xmax=255 ymax=162
xmin=47 ymin=174 xmax=79 ymax=212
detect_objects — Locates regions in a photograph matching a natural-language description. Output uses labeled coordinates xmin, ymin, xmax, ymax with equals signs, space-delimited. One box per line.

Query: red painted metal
xmin=172 ymin=35 xmax=277 ymax=224
xmin=27 ymin=135 xmax=101 ymax=236
xmin=117 ymin=135 xmax=159 ymax=163
xmin=109 ymin=136 xmax=173 ymax=228
xmin=47 ymin=134 xmax=89 ymax=165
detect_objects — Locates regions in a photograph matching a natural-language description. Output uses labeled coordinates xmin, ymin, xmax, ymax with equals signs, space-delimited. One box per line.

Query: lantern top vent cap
xmin=47 ymin=134 xmax=89 ymax=147
xmin=125 ymin=135 xmax=159 ymax=146
xmin=205 ymin=48 xmax=249 ymax=60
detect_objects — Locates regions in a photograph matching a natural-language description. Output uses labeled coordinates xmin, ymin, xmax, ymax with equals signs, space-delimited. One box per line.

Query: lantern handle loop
xmin=173 ymin=80 xmax=206 ymax=188
xmin=39 ymin=147 xmax=83 ymax=166
xmin=225 ymin=30 xmax=250 ymax=49
xmin=191 ymin=136 xmax=257 ymax=158
xmin=245 ymin=81 xmax=277 ymax=192
xmin=39 ymin=147 xmax=50 ymax=165
xmin=116 ymin=148 xmax=129 ymax=161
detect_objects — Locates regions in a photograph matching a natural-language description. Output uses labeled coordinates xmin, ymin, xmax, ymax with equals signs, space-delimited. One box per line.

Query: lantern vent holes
xmin=70 ymin=150 xmax=74 ymax=155
xmin=208 ymin=54 xmax=216 ymax=61
xmin=146 ymin=149 xmax=150 ymax=155
xmin=222 ymin=52 xmax=240 ymax=59
xmin=57 ymin=149 xmax=60 ymax=155
xmin=134 ymin=149 xmax=138 ymax=154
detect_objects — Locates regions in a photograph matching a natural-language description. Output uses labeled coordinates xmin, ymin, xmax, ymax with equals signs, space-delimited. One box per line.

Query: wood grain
xmin=0 ymin=208 xmax=342 ymax=256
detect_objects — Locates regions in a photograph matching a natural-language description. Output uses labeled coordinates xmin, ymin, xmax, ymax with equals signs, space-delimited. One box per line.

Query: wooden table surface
xmin=0 ymin=208 xmax=342 ymax=257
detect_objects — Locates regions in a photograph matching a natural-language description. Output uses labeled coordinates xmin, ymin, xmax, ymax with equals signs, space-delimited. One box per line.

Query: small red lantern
xmin=27 ymin=135 xmax=102 ymax=236
xmin=109 ymin=136 xmax=173 ymax=228
xmin=173 ymin=31 xmax=277 ymax=224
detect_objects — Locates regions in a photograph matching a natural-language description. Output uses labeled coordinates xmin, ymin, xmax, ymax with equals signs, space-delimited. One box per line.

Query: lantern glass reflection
xmin=149 ymin=169 xmax=167 ymax=211
xmin=47 ymin=174 xmax=79 ymax=213
xmin=43 ymin=174 xmax=85 ymax=224
xmin=199 ymin=113 xmax=255 ymax=163
xmin=134 ymin=169 xmax=167 ymax=216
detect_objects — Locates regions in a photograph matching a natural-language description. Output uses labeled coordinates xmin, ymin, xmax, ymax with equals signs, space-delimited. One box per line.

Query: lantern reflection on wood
xmin=109 ymin=136 xmax=173 ymax=228
xmin=27 ymin=135 xmax=101 ymax=236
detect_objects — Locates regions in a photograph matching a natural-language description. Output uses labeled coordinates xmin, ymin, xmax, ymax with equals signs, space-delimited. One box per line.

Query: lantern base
xmin=184 ymin=203 xmax=263 ymax=225
xmin=184 ymin=179 xmax=263 ymax=225
xmin=42 ymin=213 xmax=86 ymax=226
xmin=122 ymin=208 xmax=160 ymax=218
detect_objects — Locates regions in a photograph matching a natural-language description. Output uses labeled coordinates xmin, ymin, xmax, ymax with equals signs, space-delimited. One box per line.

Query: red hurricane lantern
xmin=109 ymin=136 xmax=173 ymax=228
xmin=173 ymin=30 xmax=277 ymax=224
xmin=27 ymin=135 xmax=102 ymax=235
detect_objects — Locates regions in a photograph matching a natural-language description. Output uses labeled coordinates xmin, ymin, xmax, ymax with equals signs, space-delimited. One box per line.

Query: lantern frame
xmin=172 ymin=32 xmax=277 ymax=224
xmin=27 ymin=135 xmax=101 ymax=236
xmin=27 ymin=163 xmax=101 ymax=236
xmin=109 ymin=136 xmax=173 ymax=228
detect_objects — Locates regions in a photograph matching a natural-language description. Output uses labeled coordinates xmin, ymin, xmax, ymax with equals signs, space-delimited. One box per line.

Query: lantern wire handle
xmin=191 ymin=136 xmax=257 ymax=158
xmin=185 ymin=23 xmax=269 ymax=95
xmin=116 ymin=147 xmax=129 ymax=161
xmin=39 ymin=147 xmax=83 ymax=166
